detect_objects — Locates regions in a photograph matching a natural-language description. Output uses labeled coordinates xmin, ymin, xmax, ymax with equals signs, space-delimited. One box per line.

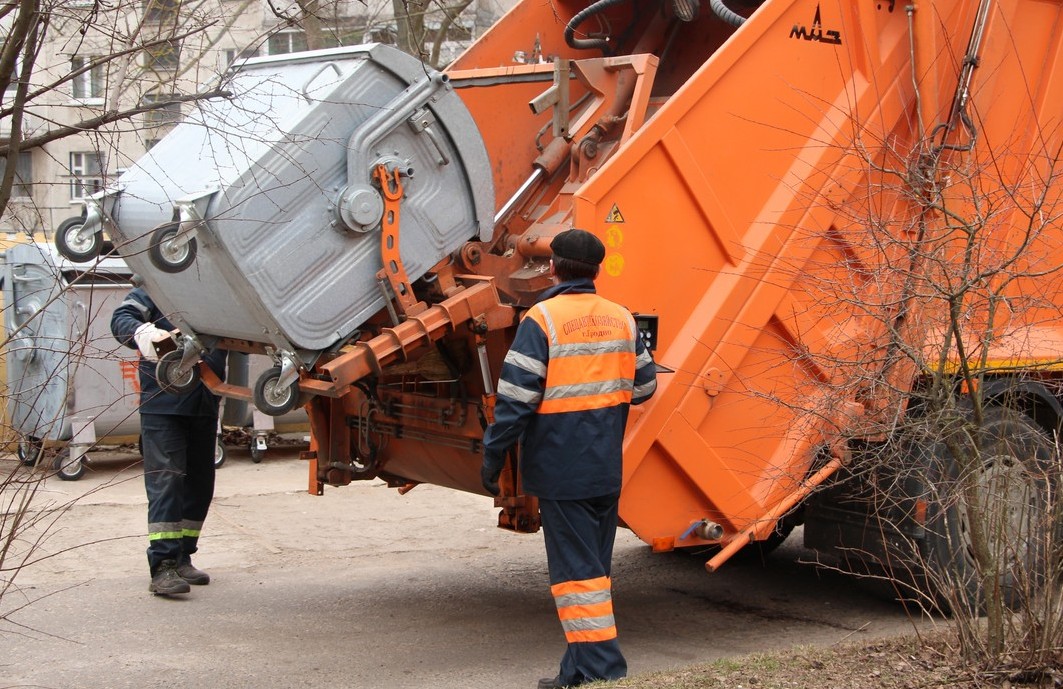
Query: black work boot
xmin=149 ymin=560 xmax=191 ymax=595
xmin=537 ymin=678 xmax=570 ymax=689
xmin=176 ymin=558 xmax=210 ymax=585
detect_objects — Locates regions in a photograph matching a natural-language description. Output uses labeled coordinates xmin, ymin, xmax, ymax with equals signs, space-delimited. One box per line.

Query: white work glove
xmin=133 ymin=322 xmax=171 ymax=361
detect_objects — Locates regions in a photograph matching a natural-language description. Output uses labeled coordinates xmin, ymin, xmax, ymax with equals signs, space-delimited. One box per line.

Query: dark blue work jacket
xmin=110 ymin=287 xmax=225 ymax=417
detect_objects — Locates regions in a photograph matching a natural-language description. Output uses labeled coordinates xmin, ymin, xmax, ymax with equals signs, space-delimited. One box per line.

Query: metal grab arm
xmin=307 ymin=278 xmax=514 ymax=398
xmin=374 ymin=164 xmax=424 ymax=318
xmin=705 ymin=455 xmax=844 ymax=572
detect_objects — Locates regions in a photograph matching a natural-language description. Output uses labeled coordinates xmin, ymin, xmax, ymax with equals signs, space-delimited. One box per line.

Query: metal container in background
xmin=2 ymin=242 xmax=138 ymax=479
xmin=2 ymin=243 xmax=307 ymax=478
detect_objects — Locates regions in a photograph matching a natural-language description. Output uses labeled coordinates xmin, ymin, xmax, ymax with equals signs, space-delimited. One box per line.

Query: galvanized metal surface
xmin=107 ymin=44 xmax=494 ymax=355
xmin=2 ymin=242 xmax=138 ymax=443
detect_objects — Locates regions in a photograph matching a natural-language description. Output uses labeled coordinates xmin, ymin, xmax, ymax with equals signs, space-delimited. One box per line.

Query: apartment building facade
xmin=0 ymin=0 xmax=505 ymax=240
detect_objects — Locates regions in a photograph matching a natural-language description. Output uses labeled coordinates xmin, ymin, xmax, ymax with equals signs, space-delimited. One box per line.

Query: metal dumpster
xmin=2 ymin=243 xmax=307 ymax=478
xmin=81 ymin=43 xmax=493 ymax=384
xmin=3 ymin=242 xmax=139 ymax=479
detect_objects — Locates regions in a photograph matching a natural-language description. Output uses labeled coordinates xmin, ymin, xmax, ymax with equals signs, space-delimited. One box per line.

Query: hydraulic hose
xmin=709 ymin=0 xmax=747 ymax=27
xmin=564 ymin=0 xmax=628 ymax=52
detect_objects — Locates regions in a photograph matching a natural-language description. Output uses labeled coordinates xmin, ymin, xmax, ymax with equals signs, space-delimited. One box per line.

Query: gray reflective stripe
xmin=536 ymin=304 xmax=559 ymax=346
xmin=498 ymin=378 xmax=543 ymax=405
xmin=555 ymin=589 xmax=612 ymax=609
xmin=636 ymin=349 xmax=654 ymax=366
xmin=550 ymin=338 xmax=634 ymax=359
xmin=181 ymin=519 xmax=204 ymax=535
xmin=149 ymin=521 xmax=183 ymax=534
xmin=544 ymin=378 xmax=632 ymax=401
xmin=633 ymin=379 xmax=657 ymax=398
xmin=504 ymin=349 xmax=547 ymax=378
xmin=560 ymin=615 xmax=616 ymax=633
xmin=120 ymin=297 xmax=151 ymax=319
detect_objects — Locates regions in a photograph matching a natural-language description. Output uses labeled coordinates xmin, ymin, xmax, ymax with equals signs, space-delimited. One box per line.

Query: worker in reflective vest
xmin=481 ymin=228 xmax=658 ymax=689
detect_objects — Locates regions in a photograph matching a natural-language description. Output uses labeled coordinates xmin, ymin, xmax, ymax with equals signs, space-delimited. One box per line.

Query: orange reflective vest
xmin=524 ymin=293 xmax=638 ymax=415
xmin=482 ymin=280 xmax=657 ymax=500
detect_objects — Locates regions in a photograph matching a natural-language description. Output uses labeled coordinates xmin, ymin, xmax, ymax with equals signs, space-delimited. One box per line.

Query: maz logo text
xmin=789 ymin=4 xmax=842 ymax=45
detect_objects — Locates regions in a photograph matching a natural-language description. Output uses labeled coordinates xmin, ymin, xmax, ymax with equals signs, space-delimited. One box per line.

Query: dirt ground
xmin=621 ymin=632 xmax=994 ymax=689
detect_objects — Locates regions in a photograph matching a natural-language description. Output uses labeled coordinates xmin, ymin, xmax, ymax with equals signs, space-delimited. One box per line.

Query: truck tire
xmin=918 ymin=406 xmax=1054 ymax=612
xmin=742 ymin=518 xmax=798 ymax=561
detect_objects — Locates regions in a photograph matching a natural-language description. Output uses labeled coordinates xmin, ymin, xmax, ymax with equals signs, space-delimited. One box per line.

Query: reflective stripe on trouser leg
xmin=141 ymin=413 xmax=217 ymax=572
xmin=552 ymin=576 xmax=617 ymax=643
xmin=146 ymin=521 xmax=202 ymax=541
xmin=181 ymin=519 xmax=205 ymax=563
xmin=540 ymin=496 xmax=627 ymax=684
xmin=181 ymin=416 xmax=216 ymax=561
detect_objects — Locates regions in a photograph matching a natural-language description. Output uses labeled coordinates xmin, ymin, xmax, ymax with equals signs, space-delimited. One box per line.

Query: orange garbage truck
xmin=73 ymin=0 xmax=1063 ymax=595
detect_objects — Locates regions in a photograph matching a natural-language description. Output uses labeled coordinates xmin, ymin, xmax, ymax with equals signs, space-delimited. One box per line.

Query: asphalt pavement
xmin=0 ymin=442 xmax=929 ymax=689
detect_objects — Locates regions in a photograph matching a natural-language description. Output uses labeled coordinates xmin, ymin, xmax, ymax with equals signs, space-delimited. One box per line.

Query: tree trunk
xmin=0 ymin=0 xmax=41 ymax=221
xmin=296 ymin=0 xmax=327 ymax=51
xmin=392 ymin=0 xmax=429 ymax=61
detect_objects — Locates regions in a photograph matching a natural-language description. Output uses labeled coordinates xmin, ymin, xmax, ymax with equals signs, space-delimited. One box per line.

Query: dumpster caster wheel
xmin=148 ymin=222 xmax=197 ymax=273
xmin=55 ymin=216 xmax=102 ymax=263
xmin=214 ymin=438 xmax=227 ymax=469
xmin=156 ymin=350 xmax=200 ymax=395
xmin=250 ymin=445 xmax=265 ymax=463
xmin=253 ymin=366 xmax=300 ymax=417
xmin=55 ymin=449 xmax=87 ymax=481
xmin=17 ymin=435 xmax=43 ymax=466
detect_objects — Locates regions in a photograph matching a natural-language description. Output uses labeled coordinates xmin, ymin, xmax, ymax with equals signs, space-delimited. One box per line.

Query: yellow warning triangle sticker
xmin=606 ymin=204 xmax=625 ymax=223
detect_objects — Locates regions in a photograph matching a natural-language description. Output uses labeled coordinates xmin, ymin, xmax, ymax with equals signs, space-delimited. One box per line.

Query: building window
xmin=71 ymin=56 xmax=105 ymax=100
xmin=267 ymin=30 xmax=308 ymax=55
xmin=141 ymin=93 xmax=181 ymax=125
xmin=144 ymin=39 xmax=180 ymax=71
xmin=143 ymin=0 xmax=180 ymax=22
xmin=0 ymin=151 xmax=33 ymax=198
xmin=221 ymin=46 xmax=260 ymax=74
xmin=69 ymin=151 xmax=104 ymax=200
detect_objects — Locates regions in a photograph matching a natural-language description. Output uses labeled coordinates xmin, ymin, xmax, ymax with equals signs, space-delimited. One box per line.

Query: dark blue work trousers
xmin=141 ymin=413 xmax=217 ymax=574
xmin=540 ymin=494 xmax=627 ymax=686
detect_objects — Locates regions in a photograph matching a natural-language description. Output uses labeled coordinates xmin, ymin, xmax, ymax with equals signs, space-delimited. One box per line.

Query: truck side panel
xmin=498 ymin=0 xmax=1063 ymax=549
